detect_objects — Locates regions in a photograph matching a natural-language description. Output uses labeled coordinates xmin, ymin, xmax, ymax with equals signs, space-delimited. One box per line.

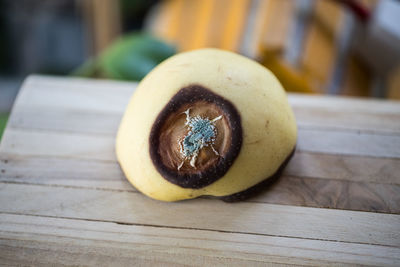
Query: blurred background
xmin=1 ymin=0 xmax=400 ymax=139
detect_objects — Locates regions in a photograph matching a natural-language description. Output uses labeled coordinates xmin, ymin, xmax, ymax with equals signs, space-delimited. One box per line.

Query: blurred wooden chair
xmin=146 ymin=0 xmax=394 ymax=96
xmin=147 ymin=0 xmax=281 ymax=58
xmin=80 ymin=0 xmax=398 ymax=98
xmin=146 ymin=0 xmax=315 ymax=93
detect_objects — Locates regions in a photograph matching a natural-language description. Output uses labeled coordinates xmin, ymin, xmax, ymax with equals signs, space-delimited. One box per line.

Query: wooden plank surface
xmin=2 ymin=213 xmax=399 ymax=267
xmin=1 ymin=75 xmax=400 ymax=266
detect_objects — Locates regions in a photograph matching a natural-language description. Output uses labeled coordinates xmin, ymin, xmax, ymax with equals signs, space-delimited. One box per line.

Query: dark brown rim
xmin=149 ymin=84 xmax=243 ymax=189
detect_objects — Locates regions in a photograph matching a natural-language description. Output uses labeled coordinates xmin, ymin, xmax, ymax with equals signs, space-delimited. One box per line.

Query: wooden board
xmin=1 ymin=75 xmax=399 ymax=266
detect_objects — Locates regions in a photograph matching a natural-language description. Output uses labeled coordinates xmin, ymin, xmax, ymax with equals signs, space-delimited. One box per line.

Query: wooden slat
xmin=289 ymin=94 xmax=400 ymax=134
xmin=220 ymin=0 xmax=250 ymax=51
xmin=14 ymin=76 xmax=133 ymax=114
xmin=2 ymin=151 xmax=398 ymax=187
xmin=8 ymin=107 xmax=121 ymax=135
xmin=162 ymin=0 xmax=185 ymax=42
xmin=1 ymin=213 xmax=399 ymax=266
xmin=189 ymin=0 xmax=214 ymax=49
xmin=300 ymin=0 xmax=342 ymax=93
xmin=19 ymin=76 xmax=400 ymax=115
xmin=252 ymin=175 xmax=400 ymax=213
xmin=12 ymin=76 xmax=400 ymax=135
xmin=259 ymin=0 xmax=294 ymax=50
xmin=204 ymin=0 xmax=232 ymax=48
xmin=0 ymin=183 xmax=399 ymax=247
xmin=288 ymin=93 xmax=400 ymax=114
xmin=12 ymin=103 xmax=400 ymax=138
xmin=0 ymin=128 xmax=115 ymax=161
xmin=297 ymin=128 xmax=400 ymax=158
xmin=81 ymin=0 xmax=121 ymax=56
xmin=1 ymin=154 xmax=400 ymax=214
xmin=0 ymin=156 xmax=130 ymax=191
xmin=294 ymin=106 xmax=400 ymax=134
xmin=285 ymin=151 xmax=400 ymax=184
xmin=175 ymin=0 xmax=200 ymax=51
xmin=2 ymin=125 xmax=400 ymax=164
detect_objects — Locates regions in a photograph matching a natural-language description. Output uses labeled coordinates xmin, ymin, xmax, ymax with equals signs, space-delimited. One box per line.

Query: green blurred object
xmin=0 ymin=113 xmax=9 ymax=142
xmin=73 ymin=33 xmax=176 ymax=81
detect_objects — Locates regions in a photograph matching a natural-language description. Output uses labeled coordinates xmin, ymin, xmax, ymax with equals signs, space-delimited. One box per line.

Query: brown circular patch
xmin=158 ymin=101 xmax=231 ymax=173
xmin=149 ymin=85 xmax=242 ymax=188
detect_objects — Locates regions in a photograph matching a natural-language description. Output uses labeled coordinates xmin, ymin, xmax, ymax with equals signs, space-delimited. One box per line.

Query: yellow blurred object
xmin=147 ymin=0 xmax=322 ymax=93
xmin=219 ymin=0 xmax=249 ymax=51
xmin=388 ymin=67 xmax=400 ymax=99
xmin=149 ymin=0 xmax=316 ymax=93
xmin=259 ymin=48 xmax=314 ymax=94
xmin=147 ymin=0 xmax=387 ymax=96
xmin=152 ymin=0 xmax=251 ymax=52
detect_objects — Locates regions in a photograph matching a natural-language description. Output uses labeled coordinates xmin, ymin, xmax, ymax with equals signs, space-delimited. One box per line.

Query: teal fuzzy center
xmin=181 ymin=116 xmax=216 ymax=158
xmin=178 ymin=108 xmax=222 ymax=170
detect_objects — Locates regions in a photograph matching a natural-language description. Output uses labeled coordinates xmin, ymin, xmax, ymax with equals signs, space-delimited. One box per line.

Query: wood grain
xmin=293 ymin=105 xmax=400 ymax=135
xmin=1 ymin=75 xmax=400 ymax=265
xmin=14 ymin=76 xmax=133 ymax=113
xmin=2 ymin=214 xmax=399 ymax=266
xmin=3 ymin=125 xmax=400 ymax=165
xmin=289 ymin=91 xmax=400 ymax=135
xmin=296 ymin=128 xmax=400 ymax=158
xmin=2 ymin=151 xmax=399 ymax=188
xmin=252 ymin=175 xmax=400 ymax=213
xmin=285 ymin=151 xmax=400 ymax=184
xmin=1 ymin=154 xmax=400 ymax=214
xmin=0 ymin=76 xmax=399 ymax=215
xmin=7 ymin=114 xmax=400 ymax=159
xmin=11 ymin=76 xmax=400 ymax=135
xmin=1 ymin=183 xmax=399 ymax=247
